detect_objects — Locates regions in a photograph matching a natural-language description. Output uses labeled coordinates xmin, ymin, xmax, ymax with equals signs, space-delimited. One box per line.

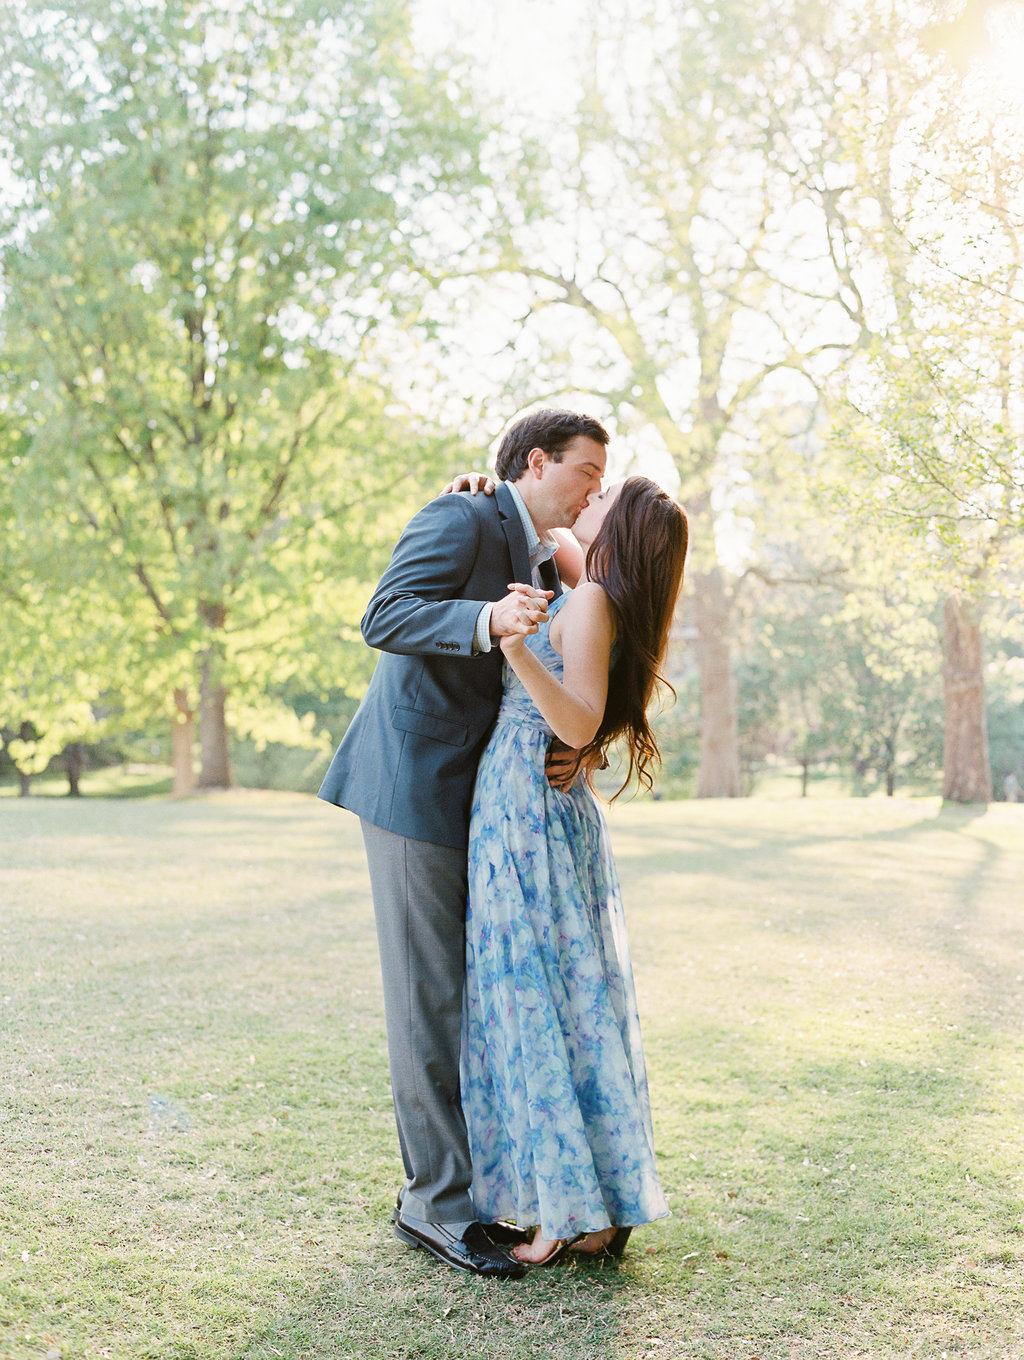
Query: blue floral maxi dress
xmin=460 ymin=594 xmax=669 ymax=1240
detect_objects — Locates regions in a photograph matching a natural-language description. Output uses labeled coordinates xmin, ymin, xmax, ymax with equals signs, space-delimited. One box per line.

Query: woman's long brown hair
xmin=576 ymin=476 xmax=688 ymax=798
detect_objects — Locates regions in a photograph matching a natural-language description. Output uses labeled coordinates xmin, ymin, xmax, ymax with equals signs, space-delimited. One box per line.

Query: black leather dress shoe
xmin=393 ymin=1214 xmax=526 ymax=1279
xmin=392 ymin=1189 xmax=530 ymax=1250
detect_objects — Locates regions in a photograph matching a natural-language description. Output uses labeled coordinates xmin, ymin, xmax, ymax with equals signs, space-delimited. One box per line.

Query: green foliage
xmin=1 ymin=0 xmax=1018 ymax=796
xmin=818 ymin=4 xmax=1024 ymax=581
xmin=0 ymin=0 xmax=482 ymax=768
xmin=742 ymin=588 xmax=945 ymax=798
xmin=986 ymin=641 xmax=1024 ymax=796
xmin=426 ymin=0 xmax=1005 ymax=800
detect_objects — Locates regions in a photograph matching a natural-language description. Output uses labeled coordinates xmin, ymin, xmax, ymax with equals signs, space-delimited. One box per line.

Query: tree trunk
xmin=172 ymin=688 xmax=196 ymax=797
xmin=16 ymin=720 xmax=33 ymax=796
xmin=692 ymin=567 xmax=742 ymax=798
xmin=196 ymin=655 xmax=234 ymax=789
xmin=65 ymin=743 xmax=85 ymax=796
xmin=942 ymin=591 xmax=992 ymax=803
xmin=882 ymin=726 xmax=897 ymax=797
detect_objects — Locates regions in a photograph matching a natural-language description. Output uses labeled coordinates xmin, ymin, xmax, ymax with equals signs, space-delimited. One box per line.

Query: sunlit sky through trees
xmin=407 ymin=0 xmax=1024 ymax=569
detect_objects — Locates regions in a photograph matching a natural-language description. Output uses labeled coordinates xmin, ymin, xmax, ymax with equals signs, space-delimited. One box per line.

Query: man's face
xmin=530 ymin=436 xmax=607 ymax=532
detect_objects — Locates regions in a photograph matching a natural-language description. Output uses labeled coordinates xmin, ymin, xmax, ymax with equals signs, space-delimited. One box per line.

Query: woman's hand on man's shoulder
xmin=441 ymin=472 xmax=496 ymax=496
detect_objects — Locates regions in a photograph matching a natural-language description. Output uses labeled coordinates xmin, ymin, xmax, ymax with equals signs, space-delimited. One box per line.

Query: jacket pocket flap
xmin=391 ymin=706 xmax=468 ymax=747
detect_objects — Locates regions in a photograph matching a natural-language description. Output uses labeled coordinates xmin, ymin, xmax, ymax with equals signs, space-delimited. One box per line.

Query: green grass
xmin=2 ymin=793 xmax=1023 ymax=1359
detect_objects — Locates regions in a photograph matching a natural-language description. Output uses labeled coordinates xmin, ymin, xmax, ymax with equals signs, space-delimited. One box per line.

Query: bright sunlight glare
xmin=965 ymin=2 xmax=1024 ymax=108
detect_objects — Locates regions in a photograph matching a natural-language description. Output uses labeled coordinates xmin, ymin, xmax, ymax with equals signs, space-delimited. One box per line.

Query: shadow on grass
xmin=229 ymin=1244 xmax=639 ymax=1360
xmin=648 ymin=1004 xmax=1024 ymax=1346
xmin=225 ymin=1025 xmax=1024 ymax=1357
xmin=619 ymin=802 xmax=1023 ymax=1006
xmin=615 ymin=798 xmax=1007 ymax=865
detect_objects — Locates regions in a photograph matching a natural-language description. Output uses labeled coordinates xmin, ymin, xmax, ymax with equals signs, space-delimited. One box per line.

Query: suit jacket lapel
xmin=495 ymin=481 xmax=532 ymax=587
xmin=494 ymin=480 xmax=563 ymax=599
xmin=538 ymin=553 xmax=562 ymax=600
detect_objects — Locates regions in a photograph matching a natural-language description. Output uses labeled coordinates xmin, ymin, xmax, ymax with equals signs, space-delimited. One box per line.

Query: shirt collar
xmin=505 ymin=479 xmax=557 ymax=567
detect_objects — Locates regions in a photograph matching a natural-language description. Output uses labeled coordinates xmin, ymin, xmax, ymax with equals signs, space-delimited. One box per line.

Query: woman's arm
xmin=500 ymin=582 xmax=614 ymax=749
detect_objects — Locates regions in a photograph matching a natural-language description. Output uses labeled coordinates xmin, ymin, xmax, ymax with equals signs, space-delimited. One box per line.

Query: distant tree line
xmin=1 ymin=0 xmax=1021 ymax=801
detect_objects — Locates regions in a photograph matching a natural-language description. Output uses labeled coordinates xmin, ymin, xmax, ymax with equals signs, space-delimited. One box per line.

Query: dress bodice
xmin=494 ymin=594 xmax=568 ymax=733
xmin=495 ymin=590 xmax=621 ymax=733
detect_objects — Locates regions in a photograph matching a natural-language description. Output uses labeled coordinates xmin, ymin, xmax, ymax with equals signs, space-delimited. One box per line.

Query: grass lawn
xmin=1 ymin=793 xmax=1022 ymax=1360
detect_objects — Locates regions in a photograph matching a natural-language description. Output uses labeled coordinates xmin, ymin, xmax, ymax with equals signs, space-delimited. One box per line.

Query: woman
xmin=460 ymin=476 xmax=688 ymax=1265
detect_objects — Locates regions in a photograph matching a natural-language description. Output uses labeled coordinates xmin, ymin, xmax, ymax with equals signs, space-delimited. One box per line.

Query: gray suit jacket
xmin=317 ymin=482 xmax=560 ymax=849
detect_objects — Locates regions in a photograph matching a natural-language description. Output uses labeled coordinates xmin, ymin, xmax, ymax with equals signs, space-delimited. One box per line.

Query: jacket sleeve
xmin=360 ymin=495 xmax=492 ymax=657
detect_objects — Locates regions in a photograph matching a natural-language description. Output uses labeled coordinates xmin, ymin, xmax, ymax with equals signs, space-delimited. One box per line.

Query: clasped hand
xmin=491 ymin=583 xmax=553 ymax=650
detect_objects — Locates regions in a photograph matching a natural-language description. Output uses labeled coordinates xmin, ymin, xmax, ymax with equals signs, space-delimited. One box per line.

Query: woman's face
xmin=572 ymin=480 xmax=623 ymax=547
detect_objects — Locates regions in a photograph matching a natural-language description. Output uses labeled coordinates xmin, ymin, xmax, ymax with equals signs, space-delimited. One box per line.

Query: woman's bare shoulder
xmin=556 ymin=581 xmax=616 ymax=642
xmin=564 ymin=580 xmax=613 ymax=611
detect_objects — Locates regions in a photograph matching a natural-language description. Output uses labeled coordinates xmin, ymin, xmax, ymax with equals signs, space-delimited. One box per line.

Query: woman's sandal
xmin=514 ymin=1230 xmax=585 ymax=1266
xmin=571 ymin=1226 xmax=633 ymax=1258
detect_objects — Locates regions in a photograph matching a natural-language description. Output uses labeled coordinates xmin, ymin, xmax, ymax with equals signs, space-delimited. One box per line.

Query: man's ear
xmin=525 ymin=446 xmax=547 ymax=478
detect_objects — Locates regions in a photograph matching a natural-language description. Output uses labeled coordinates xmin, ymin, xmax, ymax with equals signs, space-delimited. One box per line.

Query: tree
xmin=427 ymin=0 xmax=883 ymax=795
xmin=723 ymin=407 xmax=943 ymax=798
xmin=0 ymin=0 xmax=480 ymax=789
xmin=814 ymin=7 xmax=1024 ymax=802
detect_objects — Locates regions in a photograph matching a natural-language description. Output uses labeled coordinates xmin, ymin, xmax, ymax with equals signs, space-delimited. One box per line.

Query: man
xmin=318 ymin=409 xmax=609 ymax=1279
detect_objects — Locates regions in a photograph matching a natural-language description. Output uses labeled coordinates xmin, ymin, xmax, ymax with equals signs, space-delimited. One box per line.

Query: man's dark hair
xmin=495 ymin=409 xmax=609 ymax=482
